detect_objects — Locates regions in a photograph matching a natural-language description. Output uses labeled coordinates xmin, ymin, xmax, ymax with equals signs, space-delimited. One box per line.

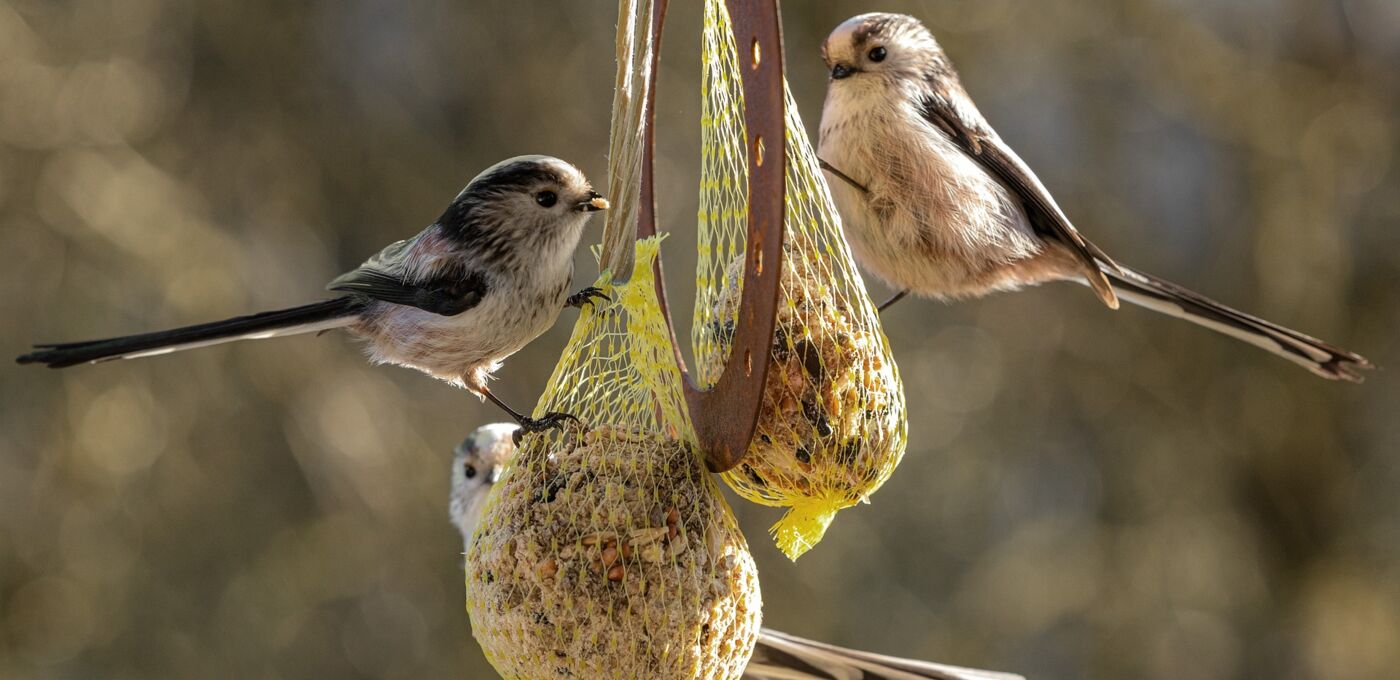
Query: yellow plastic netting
xmin=465 ymin=240 xmax=763 ymax=680
xmin=693 ymin=0 xmax=908 ymax=560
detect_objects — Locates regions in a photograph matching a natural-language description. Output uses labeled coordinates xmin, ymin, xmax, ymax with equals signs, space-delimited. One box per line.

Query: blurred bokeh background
xmin=1 ymin=1 xmax=1397 ymax=678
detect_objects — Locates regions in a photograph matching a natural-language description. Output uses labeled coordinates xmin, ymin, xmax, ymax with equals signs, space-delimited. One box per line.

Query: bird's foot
xmin=565 ymin=286 xmax=610 ymax=309
xmin=877 ymin=290 xmax=908 ymax=313
xmin=511 ymin=411 xmax=580 ymax=445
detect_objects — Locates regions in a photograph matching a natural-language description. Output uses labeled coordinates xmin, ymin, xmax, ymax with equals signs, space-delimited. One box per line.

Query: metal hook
xmin=635 ymin=0 xmax=786 ymax=473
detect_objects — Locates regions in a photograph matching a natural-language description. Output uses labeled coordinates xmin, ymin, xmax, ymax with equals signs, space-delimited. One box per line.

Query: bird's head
xmin=822 ymin=13 xmax=948 ymax=89
xmin=449 ymin=422 xmax=519 ymax=543
xmin=437 ymin=155 xmax=607 ymax=255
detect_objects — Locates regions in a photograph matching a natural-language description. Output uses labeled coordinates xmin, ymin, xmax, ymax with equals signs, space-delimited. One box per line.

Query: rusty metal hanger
xmin=635 ymin=0 xmax=786 ymax=473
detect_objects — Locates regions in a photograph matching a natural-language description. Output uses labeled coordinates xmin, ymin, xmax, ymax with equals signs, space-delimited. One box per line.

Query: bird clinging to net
xmin=817 ymin=13 xmax=1372 ymax=382
xmin=17 ymin=156 xmax=611 ymax=433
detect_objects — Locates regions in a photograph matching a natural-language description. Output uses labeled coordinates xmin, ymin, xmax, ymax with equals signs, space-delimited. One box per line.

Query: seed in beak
xmin=588 ymin=196 xmax=610 ymax=211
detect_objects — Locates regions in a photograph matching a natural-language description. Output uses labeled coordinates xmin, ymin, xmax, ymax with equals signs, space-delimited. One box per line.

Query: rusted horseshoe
xmin=635 ymin=0 xmax=786 ymax=473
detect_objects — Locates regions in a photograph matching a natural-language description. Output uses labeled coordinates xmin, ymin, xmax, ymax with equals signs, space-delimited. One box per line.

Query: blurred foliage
xmin=1 ymin=1 xmax=1397 ymax=679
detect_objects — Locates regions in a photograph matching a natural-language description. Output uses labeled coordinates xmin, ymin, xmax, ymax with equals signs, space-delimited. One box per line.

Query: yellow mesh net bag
xmin=693 ymin=0 xmax=908 ymax=560
xmin=465 ymin=239 xmax=763 ymax=680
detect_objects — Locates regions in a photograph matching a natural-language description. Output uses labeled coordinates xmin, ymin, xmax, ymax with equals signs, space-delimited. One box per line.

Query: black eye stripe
xmin=436 ymin=160 xmax=580 ymax=237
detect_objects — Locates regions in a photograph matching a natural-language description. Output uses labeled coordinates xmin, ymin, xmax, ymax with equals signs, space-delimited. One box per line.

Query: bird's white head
xmin=449 ymin=422 xmax=519 ymax=544
xmin=436 ymin=155 xmax=608 ymax=266
xmin=822 ymin=13 xmax=948 ymax=89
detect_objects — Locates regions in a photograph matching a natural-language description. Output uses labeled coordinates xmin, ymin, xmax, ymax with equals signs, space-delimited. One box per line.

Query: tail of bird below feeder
xmin=748 ymin=628 xmax=1024 ymax=680
xmin=15 ymin=298 xmax=361 ymax=368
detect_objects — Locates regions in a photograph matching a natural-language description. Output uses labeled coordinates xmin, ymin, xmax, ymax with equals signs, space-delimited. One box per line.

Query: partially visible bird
xmin=450 ymin=423 xmax=1024 ymax=680
xmin=17 ymin=155 xmax=611 ymax=433
xmin=449 ymin=423 xmax=519 ymax=536
xmin=817 ymin=13 xmax=1372 ymax=382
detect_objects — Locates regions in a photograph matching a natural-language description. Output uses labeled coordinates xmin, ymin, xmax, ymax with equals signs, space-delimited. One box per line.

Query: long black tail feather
xmin=746 ymin=628 xmax=1024 ymax=680
xmin=17 ymin=297 xmax=364 ymax=368
xmin=1104 ymin=265 xmax=1373 ymax=382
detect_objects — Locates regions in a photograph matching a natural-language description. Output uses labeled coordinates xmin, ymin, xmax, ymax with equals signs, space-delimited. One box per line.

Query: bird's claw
xmin=566 ymin=287 xmax=610 ymax=309
xmin=511 ymin=411 xmax=580 ymax=445
xmin=877 ymin=290 xmax=908 ymax=313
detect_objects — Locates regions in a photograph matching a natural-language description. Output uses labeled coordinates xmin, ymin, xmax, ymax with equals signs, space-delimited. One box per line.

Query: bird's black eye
xmin=868 ymin=46 xmax=887 ymax=62
xmin=463 ymin=462 xmax=478 ymax=479
xmin=535 ymin=190 xmax=558 ymax=208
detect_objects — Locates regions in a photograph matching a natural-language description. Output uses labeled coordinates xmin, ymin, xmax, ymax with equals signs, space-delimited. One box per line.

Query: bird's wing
xmin=352 ymin=237 xmax=416 ymax=273
xmin=747 ymin=628 xmax=1026 ymax=680
xmin=327 ymin=238 xmax=488 ymax=317
xmin=919 ymin=92 xmax=1120 ymax=309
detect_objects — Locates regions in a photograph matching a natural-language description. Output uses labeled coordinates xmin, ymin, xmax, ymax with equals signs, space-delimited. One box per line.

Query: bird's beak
xmin=576 ymin=191 xmax=609 ymax=212
xmin=486 ymin=466 xmax=502 ymax=485
xmin=831 ymin=63 xmax=858 ymax=80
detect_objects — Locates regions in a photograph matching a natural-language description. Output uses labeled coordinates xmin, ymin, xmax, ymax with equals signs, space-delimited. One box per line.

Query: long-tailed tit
xmin=18 ymin=155 xmax=610 ymax=432
xmin=818 ymin=13 xmax=1372 ymax=381
xmin=450 ymin=423 xmax=1023 ymax=680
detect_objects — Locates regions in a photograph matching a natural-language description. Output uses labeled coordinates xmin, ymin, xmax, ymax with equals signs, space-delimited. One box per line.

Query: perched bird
xmin=450 ymin=423 xmax=1023 ymax=680
xmin=817 ymin=13 xmax=1372 ymax=381
xmin=18 ymin=155 xmax=610 ymax=433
